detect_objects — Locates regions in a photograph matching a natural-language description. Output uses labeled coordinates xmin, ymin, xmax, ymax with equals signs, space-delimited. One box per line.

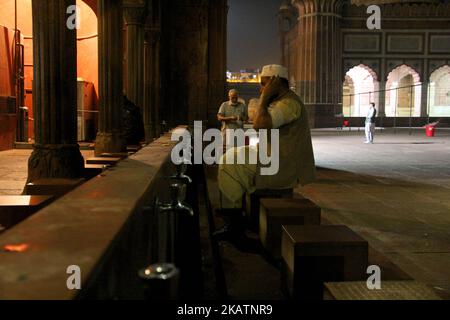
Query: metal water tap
xmin=156 ymin=183 xmax=194 ymax=263
xmin=158 ymin=182 xmax=194 ymax=217
xmin=167 ymin=163 xmax=193 ymax=184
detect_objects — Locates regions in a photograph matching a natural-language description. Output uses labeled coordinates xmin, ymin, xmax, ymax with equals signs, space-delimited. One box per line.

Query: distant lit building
xmin=227 ymin=69 xmax=261 ymax=83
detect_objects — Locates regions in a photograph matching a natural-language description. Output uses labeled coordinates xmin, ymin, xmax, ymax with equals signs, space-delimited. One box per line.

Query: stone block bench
xmin=24 ymin=178 xmax=85 ymax=199
xmin=245 ymin=188 xmax=294 ymax=231
xmin=260 ymin=198 xmax=321 ymax=260
xmin=0 ymin=195 xmax=54 ymax=230
xmin=282 ymin=225 xmax=368 ymax=300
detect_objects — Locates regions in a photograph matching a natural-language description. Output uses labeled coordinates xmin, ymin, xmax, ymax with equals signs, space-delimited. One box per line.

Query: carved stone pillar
xmin=165 ymin=0 xmax=210 ymax=127
xmin=27 ymin=0 xmax=84 ymax=183
xmin=278 ymin=2 xmax=297 ymax=75
xmin=143 ymin=0 xmax=162 ymax=142
xmin=95 ymin=0 xmax=127 ymax=156
xmin=124 ymin=1 xmax=147 ymax=109
xmin=207 ymin=0 xmax=228 ymax=127
xmin=293 ymin=0 xmax=343 ymax=128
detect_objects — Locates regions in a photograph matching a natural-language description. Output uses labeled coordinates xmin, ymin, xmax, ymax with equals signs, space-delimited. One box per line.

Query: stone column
xmin=378 ymin=80 xmax=387 ymax=117
xmin=27 ymin=0 xmax=84 ymax=183
xmin=124 ymin=1 xmax=147 ymax=109
xmin=293 ymin=0 xmax=343 ymax=128
xmin=165 ymin=0 xmax=210 ymax=127
xmin=143 ymin=0 xmax=162 ymax=141
xmin=420 ymin=82 xmax=429 ymax=117
xmin=278 ymin=2 xmax=297 ymax=72
xmin=95 ymin=0 xmax=127 ymax=156
xmin=377 ymin=61 xmax=387 ymax=118
xmin=207 ymin=0 xmax=228 ymax=127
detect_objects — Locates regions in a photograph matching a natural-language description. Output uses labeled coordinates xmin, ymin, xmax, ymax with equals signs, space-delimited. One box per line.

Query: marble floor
xmin=297 ymin=128 xmax=450 ymax=298
xmin=0 ymin=149 xmax=95 ymax=195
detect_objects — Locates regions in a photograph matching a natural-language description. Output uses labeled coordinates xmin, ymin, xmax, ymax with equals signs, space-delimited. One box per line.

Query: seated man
xmin=215 ymin=64 xmax=316 ymax=242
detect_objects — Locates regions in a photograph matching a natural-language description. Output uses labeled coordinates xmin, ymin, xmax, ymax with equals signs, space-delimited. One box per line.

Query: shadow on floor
xmin=297 ymin=167 xmax=450 ymax=299
xmin=202 ymin=165 xmax=428 ymax=300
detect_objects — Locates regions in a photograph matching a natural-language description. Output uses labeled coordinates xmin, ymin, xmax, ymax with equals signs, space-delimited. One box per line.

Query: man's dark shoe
xmin=215 ymin=208 xmax=243 ymax=218
xmin=232 ymin=237 xmax=263 ymax=254
xmin=213 ymin=223 xmax=247 ymax=243
xmin=212 ymin=224 xmax=234 ymax=242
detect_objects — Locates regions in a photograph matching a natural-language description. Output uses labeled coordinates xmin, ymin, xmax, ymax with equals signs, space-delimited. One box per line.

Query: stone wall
xmin=0 ymin=131 xmax=179 ymax=299
xmin=280 ymin=0 xmax=450 ymax=128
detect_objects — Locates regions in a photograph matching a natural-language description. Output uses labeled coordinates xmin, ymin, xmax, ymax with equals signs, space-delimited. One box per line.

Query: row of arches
xmin=343 ymin=64 xmax=450 ymax=117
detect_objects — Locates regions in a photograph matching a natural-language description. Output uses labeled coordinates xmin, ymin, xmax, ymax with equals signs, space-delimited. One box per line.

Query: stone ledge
xmin=0 ymin=130 xmax=180 ymax=300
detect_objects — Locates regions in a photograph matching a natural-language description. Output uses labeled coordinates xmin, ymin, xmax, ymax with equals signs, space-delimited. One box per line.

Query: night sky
xmin=227 ymin=0 xmax=284 ymax=72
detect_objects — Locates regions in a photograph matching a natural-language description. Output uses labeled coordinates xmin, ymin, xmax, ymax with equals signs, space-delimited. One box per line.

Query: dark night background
xmin=227 ymin=0 xmax=284 ymax=71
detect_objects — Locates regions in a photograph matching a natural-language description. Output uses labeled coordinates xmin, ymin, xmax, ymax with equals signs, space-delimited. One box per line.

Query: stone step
xmin=13 ymin=142 xmax=33 ymax=150
xmin=324 ymin=281 xmax=442 ymax=300
xmin=0 ymin=195 xmax=54 ymax=229
xmin=100 ymin=153 xmax=128 ymax=159
xmin=281 ymin=225 xmax=368 ymax=300
xmin=86 ymin=157 xmax=122 ymax=166
xmin=79 ymin=143 xmax=95 ymax=151
xmin=24 ymin=178 xmax=85 ymax=198
xmin=260 ymin=198 xmax=321 ymax=260
xmin=13 ymin=142 xmax=94 ymax=151
xmin=127 ymin=145 xmax=141 ymax=153
xmin=84 ymin=164 xmax=108 ymax=180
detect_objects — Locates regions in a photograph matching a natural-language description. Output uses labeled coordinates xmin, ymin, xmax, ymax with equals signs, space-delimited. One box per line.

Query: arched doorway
xmin=429 ymin=65 xmax=450 ymax=117
xmin=82 ymin=0 xmax=97 ymax=13
xmin=0 ymin=0 xmax=98 ymax=142
xmin=343 ymin=65 xmax=379 ymax=117
xmin=343 ymin=75 xmax=354 ymax=117
xmin=76 ymin=0 xmax=99 ymax=91
xmin=385 ymin=64 xmax=421 ymax=117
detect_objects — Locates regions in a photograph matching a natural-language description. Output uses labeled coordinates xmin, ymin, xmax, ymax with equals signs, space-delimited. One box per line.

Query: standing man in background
xmin=217 ymin=89 xmax=248 ymax=148
xmin=365 ymin=102 xmax=377 ymax=144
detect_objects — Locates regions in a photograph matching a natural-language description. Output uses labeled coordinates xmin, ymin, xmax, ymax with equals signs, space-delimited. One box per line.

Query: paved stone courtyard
xmin=298 ymin=128 xmax=450 ymax=298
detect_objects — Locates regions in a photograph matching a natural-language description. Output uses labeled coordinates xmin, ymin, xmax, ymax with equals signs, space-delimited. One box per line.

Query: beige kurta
xmin=218 ymin=90 xmax=316 ymax=208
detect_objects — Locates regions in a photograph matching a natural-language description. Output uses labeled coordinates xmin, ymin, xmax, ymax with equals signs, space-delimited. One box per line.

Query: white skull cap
xmin=260 ymin=64 xmax=288 ymax=80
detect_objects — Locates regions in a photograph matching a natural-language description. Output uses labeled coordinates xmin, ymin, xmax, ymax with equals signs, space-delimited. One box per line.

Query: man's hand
xmin=261 ymin=76 xmax=283 ymax=104
xmin=218 ymin=115 xmax=238 ymax=123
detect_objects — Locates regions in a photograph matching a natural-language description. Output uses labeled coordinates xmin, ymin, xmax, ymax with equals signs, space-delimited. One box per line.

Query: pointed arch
xmin=385 ymin=64 xmax=422 ymax=117
xmin=81 ymin=0 xmax=97 ymax=15
xmin=429 ymin=65 xmax=450 ymax=117
xmin=343 ymin=64 xmax=380 ymax=117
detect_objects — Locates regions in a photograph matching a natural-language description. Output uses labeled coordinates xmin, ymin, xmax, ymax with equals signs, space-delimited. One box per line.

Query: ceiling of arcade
xmin=351 ymin=0 xmax=444 ymax=5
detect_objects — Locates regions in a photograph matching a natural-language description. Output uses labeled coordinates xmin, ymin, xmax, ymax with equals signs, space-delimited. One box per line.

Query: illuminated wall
xmin=343 ymin=65 xmax=379 ymax=117
xmin=429 ymin=65 xmax=450 ymax=117
xmin=0 ymin=0 xmax=98 ymax=141
xmin=385 ymin=65 xmax=422 ymax=117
